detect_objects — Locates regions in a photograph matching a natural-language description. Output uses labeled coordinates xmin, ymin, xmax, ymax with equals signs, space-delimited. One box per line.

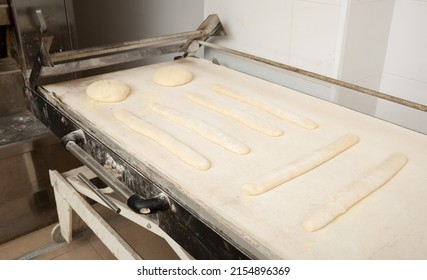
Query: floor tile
xmin=1 ymin=204 xmax=181 ymax=260
xmin=51 ymin=241 xmax=103 ymax=260
xmin=87 ymin=235 xmax=116 ymax=260
xmin=0 ymin=224 xmax=55 ymax=259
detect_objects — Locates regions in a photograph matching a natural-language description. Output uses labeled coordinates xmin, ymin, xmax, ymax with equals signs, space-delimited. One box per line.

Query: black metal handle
xmin=61 ymin=130 xmax=170 ymax=214
xmin=127 ymin=194 xmax=170 ymax=214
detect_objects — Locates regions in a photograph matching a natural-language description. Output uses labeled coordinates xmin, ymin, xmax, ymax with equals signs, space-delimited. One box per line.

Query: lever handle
xmin=61 ymin=130 xmax=170 ymax=214
xmin=35 ymin=9 xmax=47 ymax=34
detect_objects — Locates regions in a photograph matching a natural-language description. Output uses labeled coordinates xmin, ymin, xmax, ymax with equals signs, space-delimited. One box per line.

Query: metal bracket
xmin=50 ymin=166 xmax=193 ymax=259
xmin=181 ymin=14 xmax=226 ymax=57
xmin=28 ymin=36 xmax=54 ymax=90
xmin=34 ymin=9 xmax=47 ymax=34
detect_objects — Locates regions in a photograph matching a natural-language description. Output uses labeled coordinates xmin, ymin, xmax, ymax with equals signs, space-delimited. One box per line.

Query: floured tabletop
xmin=44 ymin=57 xmax=427 ymax=259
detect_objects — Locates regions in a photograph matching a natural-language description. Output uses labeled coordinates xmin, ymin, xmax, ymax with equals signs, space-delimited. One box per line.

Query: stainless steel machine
xmin=0 ymin=0 xmax=83 ymax=244
xmin=3 ymin=1 xmax=427 ymax=259
xmin=2 ymin=0 xmax=203 ymax=246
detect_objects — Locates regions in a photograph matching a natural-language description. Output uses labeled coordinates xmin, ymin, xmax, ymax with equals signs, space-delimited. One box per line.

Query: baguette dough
xmin=86 ymin=79 xmax=130 ymax=103
xmin=186 ymin=92 xmax=284 ymax=137
xmin=113 ymin=109 xmax=210 ymax=171
xmin=211 ymin=85 xmax=318 ymax=130
xmin=241 ymin=134 xmax=360 ymax=196
xmin=302 ymin=153 xmax=408 ymax=232
xmin=151 ymin=104 xmax=250 ymax=155
xmin=152 ymin=66 xmax=193 ymax=87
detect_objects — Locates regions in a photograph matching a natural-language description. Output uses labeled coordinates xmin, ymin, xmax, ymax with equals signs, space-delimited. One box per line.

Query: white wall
xmin=106 ymin=1 xmax=425 ymax=133
xmin=376 ymin=0 xmax=427 ymax=133
xmin=336 ymin=0 xmax=394 ymax=116
xmin=204 ymin=0 xmax=294 ymax=65
xmin=204 ymin=0 xmax=427 ymax=134
xmin=204 ymin=0 xmax=344 ymax=76
xmin=290 ymin=0 xmax=342 ymax=77
xmin=204 ymin=0 xmax=343 ymax=101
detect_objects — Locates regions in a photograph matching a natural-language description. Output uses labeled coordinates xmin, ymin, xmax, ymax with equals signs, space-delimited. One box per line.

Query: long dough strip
xmin=113 ymin=109 xmax=211 ymax=171
xmin=211 ymin=84 xmax=318 ymax=130
xmin=186 ymin=92 xmax=284 ymax=137
xmin=151 ymin=104 xmax=250 ymax=155
xmin=302 ymin=153 xmax=408 ymax=232
xmin=241 ymin=134 xmax=360 ymax=196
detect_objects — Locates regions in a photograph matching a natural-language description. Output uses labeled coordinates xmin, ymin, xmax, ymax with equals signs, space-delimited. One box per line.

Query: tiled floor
xmin=0 ymin=204 xmax=179 ymax=260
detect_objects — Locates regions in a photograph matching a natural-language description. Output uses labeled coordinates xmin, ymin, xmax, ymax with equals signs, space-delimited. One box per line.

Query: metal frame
xmin=25 ymin=14 xmax=253 ymax=259
xmin=27 ymin=72 xmax=250 ymax=259
xmin=25 ymin=12 xmax=426 ymax=260
xmin=8 ymin=0 xmax=76 ymax=74
xmin=27 ymin=14 xmax=227 ymax=201
xmin=50 ymin=166 xmax=193 ymax=260
xmin=61 ymin=130 xmax=170 ymax=215
xmin=27 ymin=13 xmax=228 ymax=216
xmin=199 ymin=41 xmax=427 ymax=113
xmin=26 ymin=14 xmax=225 ymax=88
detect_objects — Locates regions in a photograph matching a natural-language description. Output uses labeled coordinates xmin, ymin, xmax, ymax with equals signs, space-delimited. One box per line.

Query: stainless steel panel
xmin=0 ymin=112 xmax=51 ymax=150
xmin=0 ymin=135 xmax=81 ymax=244
xmin=0 ymin=112 xmax=82 ymax=244
xmin=8 ymin=0 xmax=74 ymax=73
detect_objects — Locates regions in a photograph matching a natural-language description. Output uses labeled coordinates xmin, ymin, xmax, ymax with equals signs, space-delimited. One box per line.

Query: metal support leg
xmin=50 ymin=166 xmax=193 ymax=260
xmin=51 ymin=178 xmax=73 ymax=243
xmin=49 ymin=169 xmax=142 ymax=260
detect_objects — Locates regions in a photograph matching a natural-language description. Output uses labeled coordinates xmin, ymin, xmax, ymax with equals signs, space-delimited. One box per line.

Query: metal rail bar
xmin=77 ymin=173 xmax=121 ymax=214
xmin=39 ymin=43 xmax=183 ymax=77
xmin=199 ymin=41 xmax=427 ymax=113
xmin=50 ymin=30 xmax=204 ymax=63
xmin=61 ymin=130 xmax=169 ymax=214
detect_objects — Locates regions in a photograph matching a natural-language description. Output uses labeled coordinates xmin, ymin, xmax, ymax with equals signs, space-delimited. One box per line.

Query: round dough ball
xmin=152 ymin=66 xmax=193 ymax=87
xmin=86 ymin=79 xmax=130 ymax=103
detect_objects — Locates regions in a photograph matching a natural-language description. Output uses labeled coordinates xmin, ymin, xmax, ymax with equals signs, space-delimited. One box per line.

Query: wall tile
xmin=340 ymin=0 xmax=394 ymax=84
xmin=290 ymin=1 xmax=341 ymax=76
xmin=336 ymin=74 xmax=382 ymax=115
xmin=382 ymin=0 xmax=427 ymax=83
xmin=380 ymin=73 xmax=427 ymax=104
xmin=378 ymin=0 xmax=427 ymax=132
xmin=204 ymin=0 xmax=294 ymax=64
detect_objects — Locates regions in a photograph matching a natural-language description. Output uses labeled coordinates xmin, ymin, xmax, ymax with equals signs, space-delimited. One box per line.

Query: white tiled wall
xmin=380 ymin=0 xmax=427 ymax=100
xmin=289 ymin=1 xmax=341 ymax=76
xmin=336 ymin=0 xmax=394 ymax=115
xmin=376 ymin=0 xmax=427 ymax=133
xmin=204 ymin=0 xmax=343 ymax=101
xmin=339 ymin=0 xmax=394 ymax=85
xmin=382 ymin=0 xmax=427 ymax=86
xmin=204 ymin=0 xmax=294 ymax=64
xmin=205 ymin=0 xmax=343 ymax=76
xmin=203 ymin=0 xmax=426 ymax=133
